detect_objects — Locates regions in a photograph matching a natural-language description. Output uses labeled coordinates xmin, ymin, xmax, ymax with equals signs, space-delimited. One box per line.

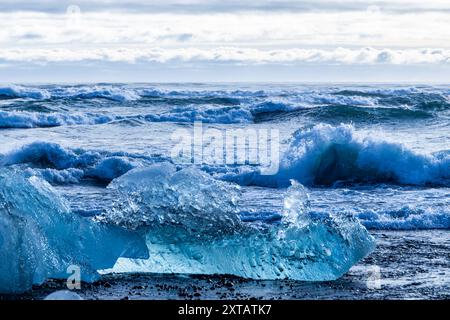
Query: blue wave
xmin=1 ymin=85 xmax=448 ymax=128
xmin=357 ymin=207 xmax=450 ymax=230
xmin=0 ymin=107 xmax=253 ymax=128
xmin=0 ymin=111 xmax=114 ymax=128
xmin=0 ymin=85 xmax=138 ymax=101
xmin=240 ymin=208 xmax=450 ymax=230
xmin=144 ymin=105 xmax=253 ymax=124
xmin=0 ymin=142 xmax=168 ymax=184
xmin=0 ymin=85 xmax=51 ymax=100
xmin=222 ymin=124 xmax=450 ymax=187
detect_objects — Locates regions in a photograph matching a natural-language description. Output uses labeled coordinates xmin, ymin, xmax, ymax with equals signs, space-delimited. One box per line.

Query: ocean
xmin=0 ymin=83 xmax=449 ymax=298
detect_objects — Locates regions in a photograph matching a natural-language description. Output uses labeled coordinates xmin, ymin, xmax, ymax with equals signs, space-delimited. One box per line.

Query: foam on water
xmin=222 ymin=123 xmax=450 ymax=187
xmin=0 ymin=85 xmax=51 ymax=100
xmin=0 ymin=85 xmax=138 ymax=102
xmin=0 ymin=142 xmax=160 ymax=184
xmin=144 ymin=105 xmax=253 ymax=124
xmin=0 ymin=111 xmax=114 ymax=128
xmin=357 ymin=207 xmax=450 ymax=230
xmin=1 ymin=84 xmax=448 ymax=127
xmin=0 ymin=108 xmax=253 ymax=128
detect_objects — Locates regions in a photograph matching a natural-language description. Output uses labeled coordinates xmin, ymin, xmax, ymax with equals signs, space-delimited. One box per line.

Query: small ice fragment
xmin=44 ymin=290 xmax=83 ymax=300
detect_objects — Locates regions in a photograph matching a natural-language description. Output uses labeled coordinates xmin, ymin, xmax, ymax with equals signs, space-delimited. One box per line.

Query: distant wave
xmin=334 ymin=86 xmax=446 ymax=96
xmin=357 ymin=207 xmax=450 ymax=230
xmin=1 ymin=84 xmax=448 ymax=105
xmin=0 ymin=107 xmax=253 ymax=129
xmin=249 ymin=90 xmax=448 ymax=123
xmin=140 ymin=88 xmax=267 ymax=99
xmin=333 ymin=87 xmax=450 ymax=110
xmin=0 ymin=85 xmax=263 ymax=102
xmin=0 ymin=85 xmax=139 ymax=102
xmin=140 ymin=96 xmax=242 ymax=106
xmin=1 ymin=104 xmax=441 ymax=129
xmin=0 ymin=111 xmax=114 ymax=128
xmin=0 ymin=85 xmax=51 ymax=100
xmin=0 ymin=85 xmax=448 ymax=128
xmin=54 ymin=86 xmax=141 ymax=101
xmin=145 ymin=106 xmax=253 ymax=124
xmin=251 ymin=103 xmax=435 ymax=123
xmin=222 ymin=124 xmax=450 ymax=187
xmin=249 ymin=93 xmax=376 ymax=114
xmin=300 ymin=104 xmax=433 ymax=122
xmin=240 ymin=208 xmax=450 ymax=230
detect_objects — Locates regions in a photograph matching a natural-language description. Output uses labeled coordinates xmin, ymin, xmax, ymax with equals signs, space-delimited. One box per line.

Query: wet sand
xmin=2 ymin=230 xmax=449 ymax=300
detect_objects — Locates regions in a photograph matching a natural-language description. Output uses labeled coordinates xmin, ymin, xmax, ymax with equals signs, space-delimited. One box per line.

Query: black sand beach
xmin=2 ymin=230 xmax=448 ymax=300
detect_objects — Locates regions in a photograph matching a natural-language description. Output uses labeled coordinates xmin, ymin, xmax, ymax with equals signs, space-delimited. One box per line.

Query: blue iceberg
xmin=103 ymin=163 xmax=242 ymax=235
xmin=103 ymin=164 xmax=375 ymax=281
xmin=0 ymin=168 xmax=148 ymax=293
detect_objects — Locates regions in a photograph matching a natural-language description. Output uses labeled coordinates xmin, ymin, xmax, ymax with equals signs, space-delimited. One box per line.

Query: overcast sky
xmin=1 ymin=0 xmax=449 ymax=83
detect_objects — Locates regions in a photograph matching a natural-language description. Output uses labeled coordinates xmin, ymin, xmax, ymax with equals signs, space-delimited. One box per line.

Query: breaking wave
xmin=144 ymin=105 xmax=253 ymax=124
xmin=0 ymin=111 xmax=114 ymax=128
xmin=357 ymin=207 xmax=450 ymax=230
xmin=222 ymin=124 xmax=450 ymax=187
xmin=0 ymin=142 xmax=168 ymax=184
xmin=0 ymin=107 xmax=253 ymax=128
xmin=0 ymin=85 xmax=51 ymax=100
xmin=0 ymin=85 xmax=139 ymax=102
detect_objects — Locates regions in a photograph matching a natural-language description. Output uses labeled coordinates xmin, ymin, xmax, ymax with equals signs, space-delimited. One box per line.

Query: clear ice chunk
xmin=104 ymin=164 xmax=375 ymax=281
xmin=0 ymin=168 xmax=148 ymax=293
xmin=103 ymin=163 xmax=242 ymax=235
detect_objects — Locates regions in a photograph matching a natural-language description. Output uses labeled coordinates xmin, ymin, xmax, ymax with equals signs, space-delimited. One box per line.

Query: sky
xmin=0 ymin=0 xmax=449 ymax=83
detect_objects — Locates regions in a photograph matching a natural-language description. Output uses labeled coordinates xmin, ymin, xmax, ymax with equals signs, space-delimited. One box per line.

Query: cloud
xmin=0 ymin=1 xmax=449 ymax=82
xmin=1 ymin=10 xmax=449 ymax=49
xmin=1 ymin=47 xmax=449 ymax=65
xmin=0 ymin=1 xmax=449 ymax=14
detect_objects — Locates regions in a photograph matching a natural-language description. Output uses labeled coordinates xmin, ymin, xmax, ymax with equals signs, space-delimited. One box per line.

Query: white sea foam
xmin=222 ymin=124 xmax=450 ymax=187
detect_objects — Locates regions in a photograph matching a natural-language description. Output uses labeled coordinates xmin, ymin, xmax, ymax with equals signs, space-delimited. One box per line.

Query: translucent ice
xmin=104 ymin=165 xmax=375 ymax=281
xmin=0 ymin=168 xmax=148 ymax=293
xmin=103 ymin=163 xmax=242 ymax=235
xmin=44 ymin=290 xmax=83 ymax=300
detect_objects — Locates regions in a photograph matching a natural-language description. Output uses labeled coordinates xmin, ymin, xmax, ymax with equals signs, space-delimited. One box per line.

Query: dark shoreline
xmin=2 ymin=230 xmax=449 ymax=300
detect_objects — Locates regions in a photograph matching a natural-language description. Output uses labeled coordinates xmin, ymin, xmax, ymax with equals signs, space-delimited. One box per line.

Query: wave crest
xmin=0 ymin=142 xmax=165 ymax=184
xmin=222 ymin=124 xmax=450 ymax=187
xmin=0 ymin=111 xmax=114 ymax=128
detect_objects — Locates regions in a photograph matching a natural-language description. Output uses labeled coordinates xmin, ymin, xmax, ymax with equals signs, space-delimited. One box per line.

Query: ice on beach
xmin=104 ymin=164 xmax=375 ymax=281
xmin=44 ymin=290 xmax=83 ymax=300
xmin=0 ymin=168 xmax=148 ymax=293
xmin=104 ymin=163 xmax=242 ymax=235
